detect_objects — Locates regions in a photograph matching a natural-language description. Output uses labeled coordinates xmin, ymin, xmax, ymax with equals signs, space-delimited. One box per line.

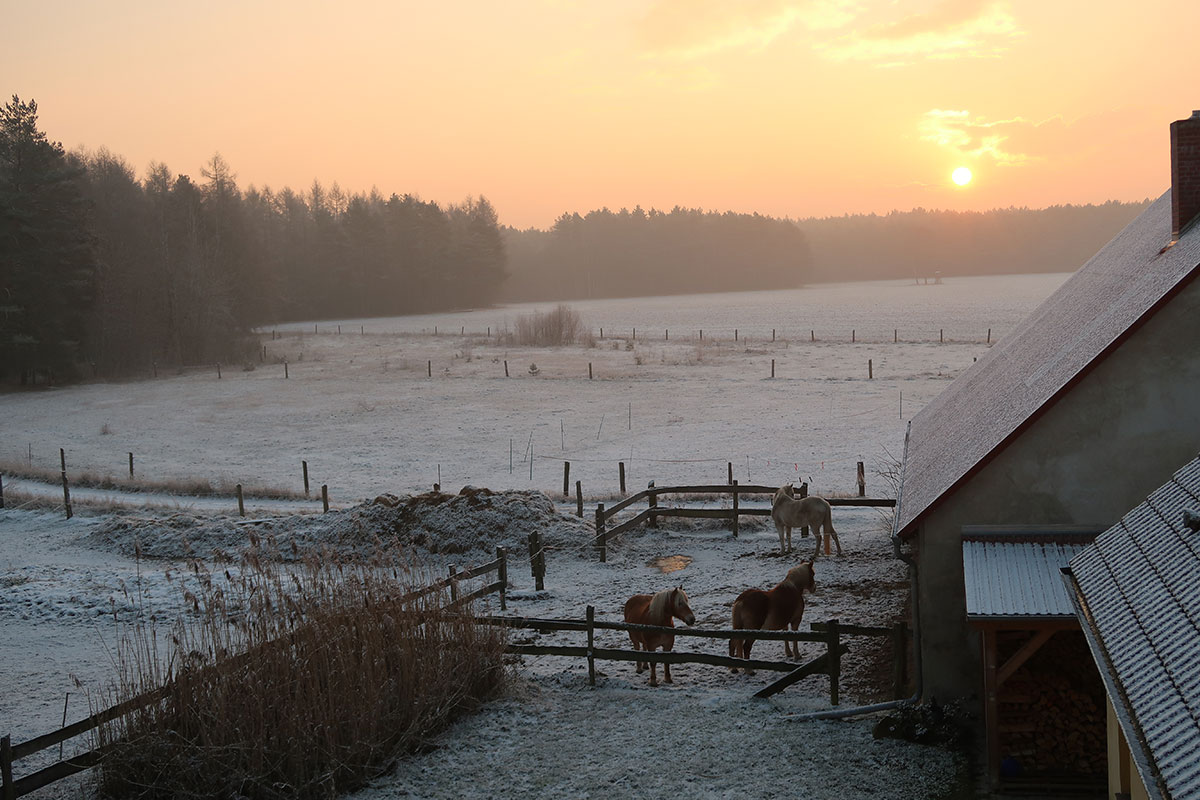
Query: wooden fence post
xmin=589 ymin=362 xmax=593 ymax=379
xmin=575 ymin=480 xmax=583 ymax=517
xmin=427 ymin=360 xmax=432 ymax=377
xmin=563 ymin=461 xmax=570 ymax=498
xmin=731 ymin=479 xmax=739 ymax=539
xmin=852 ymin=329 xmax=855 ymax=343
xmin=236 ymin=484 xmax=245 ymax=517
xmin=217 ymin=362 xmax=222 ymax=379
xmin=940 ymin=329 xmax=944 ymax=343
xmin=2 ymin=734 xmax=14 ymax=800
xmin=128 ymin=452 xmax=134 ymax=478
xmin=619 ymin=462 xmax=626 ymax=494
xmin=648 ymin=487 xmax=658 ymax=528
xmin=448 ymin=565 xmax=458 ymax=603
xmin=857 ymin=461 xmax=866 ymax=497
xmin=595 ymin=504 xmax=606 ymax=563
xmin=772 ymin=328 xmax=776 ymax=341
xmin=528 ymin=531 xmax=546 ymax=590
xmin=987 ymin=327 xmax=991 ymax=344
xmin=799 ymin=482 xmax=808 ymax=538
xmin=303 ymin=460 xmax=310 ymax=497
xmin=60 ymin=448 xmax=72 ymax=520
xmin=771 ymin=358 xmax=775 ymax=378
xmin=727 ymin=462 xmax=733 ymax=485
xmin=587 ymin=605 xmax=596 ymax=686
xmin=497 ymin=546 xmax=508 ymax=611
xmin=827 ymin=618 xmax=841 ymax=706
xmin=284 ymin=360 xmax=289 ymax=379
xmin=0 ymin=472 xmax=4 ymax=510
xmin=892 ymin=621 xmax=908 ymax=699
xmin=321 ymin=484 xmax=329 ymax=513
xmin=868 ymin=359 xmax=873 ymax=379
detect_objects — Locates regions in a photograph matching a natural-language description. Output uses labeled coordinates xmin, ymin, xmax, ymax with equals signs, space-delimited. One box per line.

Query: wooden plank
xmin=997 ymin=629 xmax=1055 ymax=687
xmin=13 ymin=687 xmax=166 ymax=759
xmin=476 ymin=615 xmax=589 ymax=632
xmin=456 ymin=558 xmax=501 ymax=582
xmin=652 ymin=508 xmax=733 ymax=520
xmin=12 ymin=750 xmax=102 ymax=797
xmin=591 ymin=619 xmax=828 ymax=643
xmin=505 ymin=644 xmax=798 ymax=673
xmin=604 ymin=509 xmax=653 ymax=539
xmin=809 ymin=622 xmax=894 ymax=637
xmin=753 ymin=648 xmax=846 ymax=698
xmin=602 ymin=490 xmax=650 ymax=518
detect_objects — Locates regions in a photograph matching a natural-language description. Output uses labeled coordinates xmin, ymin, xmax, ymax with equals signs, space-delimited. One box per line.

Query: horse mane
xmin=647 ymin=587 xmax=681 ymax=621
xmin=785 ymin=563 xmax=815 ymax=593
xmin=772 ymin=483 xmax=794 ymax=509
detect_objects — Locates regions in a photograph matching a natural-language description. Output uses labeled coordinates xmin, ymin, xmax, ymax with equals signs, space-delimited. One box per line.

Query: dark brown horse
xmin=729 ymin=562 xmax=816 ymax=674
xmin=623 ymin=586 xmax=696 ymax=686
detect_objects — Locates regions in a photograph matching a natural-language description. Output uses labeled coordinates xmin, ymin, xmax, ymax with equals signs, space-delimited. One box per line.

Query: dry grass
xmin=94 ymin=539 xmax=507 ymax=798
xmin=510 ymin=304 xmax=584 ymax=346
xmin=0 ymin=460 xmax=304 ymax=500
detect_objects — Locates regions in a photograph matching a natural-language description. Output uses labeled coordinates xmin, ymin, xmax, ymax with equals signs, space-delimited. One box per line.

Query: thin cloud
xmin=636 ymin=0 xmax=859 ymax=59
xmin=919 ymin=109 xmax=1107 ymax=167
xmin=818 ymin=0 xmax=1021 ymax=64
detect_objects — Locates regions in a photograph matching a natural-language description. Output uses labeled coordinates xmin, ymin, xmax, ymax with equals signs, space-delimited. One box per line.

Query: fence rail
xmin=593 ymin=482 xmax=896 ymax=561
xmin=1 ymin=554 xmax=510 ymax=800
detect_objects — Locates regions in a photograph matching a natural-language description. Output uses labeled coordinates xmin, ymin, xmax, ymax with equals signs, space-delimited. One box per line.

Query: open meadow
xmin=0 ymin=273 xmax=1069 ymax=799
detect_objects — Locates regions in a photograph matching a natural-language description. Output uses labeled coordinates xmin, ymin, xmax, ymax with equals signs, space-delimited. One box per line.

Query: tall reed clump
xmin=513 ymin=304 xmax=584 ymax=346
xmin=95 ymin=536 xmax=507 ymax=798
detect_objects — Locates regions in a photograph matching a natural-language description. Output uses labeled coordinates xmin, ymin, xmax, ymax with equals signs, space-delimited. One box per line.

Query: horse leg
xmin=775 ymin=520 xmax=786 ymax=553
xmin=813 ymin=530 xmax=823 ymax=560
xmin=730 ymin=637 xmax=741 ymax=672
xmin=828 ymin=523 xmax=844 ymax=556
xmin=649 ymin=651 xmax=659 ymax=687
xmin=664 ymin=651 xmax=673 ymax=684
xmin=632 ymin=638 xmax=645 ymax=674
xmin=786 ymin=622 xmax=798 ymax=658
xmin=743 ymin=639 xmax=756 ymax=675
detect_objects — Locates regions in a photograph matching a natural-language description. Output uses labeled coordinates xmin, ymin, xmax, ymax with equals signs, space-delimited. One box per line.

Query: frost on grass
xmin=84 ymin=486 xmax=593 ymax=561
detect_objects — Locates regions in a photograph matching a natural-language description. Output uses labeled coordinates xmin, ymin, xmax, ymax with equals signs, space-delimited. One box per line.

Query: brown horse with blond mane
xmin=729 ymin=562 xmax=816 ymax=674
xmin=623 ymin=586 xmax=697 ymax=686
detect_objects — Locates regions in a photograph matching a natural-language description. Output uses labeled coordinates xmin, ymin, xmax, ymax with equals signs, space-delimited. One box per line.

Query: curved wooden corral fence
xmin=593 ymin=483 xmax=896 ymax=561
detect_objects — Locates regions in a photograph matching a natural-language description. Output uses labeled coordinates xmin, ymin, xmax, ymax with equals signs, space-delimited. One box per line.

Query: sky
xmin=4 ymin=0 xmax=1198 ymax=229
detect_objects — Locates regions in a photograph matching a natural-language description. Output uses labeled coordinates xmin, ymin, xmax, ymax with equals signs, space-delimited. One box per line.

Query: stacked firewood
xmin=997 ymin=633 xmax=1106 ymax=776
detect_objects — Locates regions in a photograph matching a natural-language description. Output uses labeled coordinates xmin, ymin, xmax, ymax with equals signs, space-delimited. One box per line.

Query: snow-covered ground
xmin=0 ymin=274 xmax=1069 ymax=798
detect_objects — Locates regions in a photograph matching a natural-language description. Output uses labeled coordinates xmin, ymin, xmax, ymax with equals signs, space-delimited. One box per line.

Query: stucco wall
xmin=915 ymin=275 xmax=1200 ymax=701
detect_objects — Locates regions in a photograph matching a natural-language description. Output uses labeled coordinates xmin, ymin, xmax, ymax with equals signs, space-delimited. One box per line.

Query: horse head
xmin=672 ymin=586 xmax=696 ymax=626
xmin=787 ymin=561 xmax=817 ymax=595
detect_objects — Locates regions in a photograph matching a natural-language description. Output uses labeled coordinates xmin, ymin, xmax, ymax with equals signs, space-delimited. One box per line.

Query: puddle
xmin=648 ymin=554 xmax=693 ymax=573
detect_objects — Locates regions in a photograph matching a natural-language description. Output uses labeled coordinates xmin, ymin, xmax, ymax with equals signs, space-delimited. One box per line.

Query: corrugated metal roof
xmin=964 ymin=538 xmax=1092 ymax=619
xmin=1067 ymin=455 xmax=1200 ymax=800
xmin=895 ymin=191 xmax=1200 ymax=537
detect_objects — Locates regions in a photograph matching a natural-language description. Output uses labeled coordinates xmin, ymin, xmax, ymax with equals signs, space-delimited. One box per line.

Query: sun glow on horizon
xmin=952 ymin=166 xmax=973 ymax=186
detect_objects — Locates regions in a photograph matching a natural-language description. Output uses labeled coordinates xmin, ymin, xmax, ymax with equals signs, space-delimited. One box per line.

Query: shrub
xmin=95 ymin=541 xmax=507 ymax=798
xmin=513 ymin=304 xmax=584 ymax=347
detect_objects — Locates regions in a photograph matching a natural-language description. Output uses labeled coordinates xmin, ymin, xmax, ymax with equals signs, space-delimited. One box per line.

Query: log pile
xmin=997 ymin=631 xmax=1106 ymax=776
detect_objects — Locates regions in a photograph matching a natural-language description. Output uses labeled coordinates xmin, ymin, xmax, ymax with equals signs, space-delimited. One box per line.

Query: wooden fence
xmin=592 ymin=483 xmax=896 ymax=561
xmin=480 ymin=609 xmax=851 ymax=700
xmin=0 ymin=551 xmax=510 ymax=800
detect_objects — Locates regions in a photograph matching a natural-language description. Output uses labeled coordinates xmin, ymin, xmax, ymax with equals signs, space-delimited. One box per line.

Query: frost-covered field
xmin=0 ymin=274 xmax=1068 ymax=798
xmin=3 ymin=275 xmax=1065 ymax=503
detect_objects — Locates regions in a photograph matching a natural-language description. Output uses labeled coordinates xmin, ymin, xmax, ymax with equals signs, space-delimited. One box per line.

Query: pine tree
xmin=0 ymin=95 xmax=96 ymax=382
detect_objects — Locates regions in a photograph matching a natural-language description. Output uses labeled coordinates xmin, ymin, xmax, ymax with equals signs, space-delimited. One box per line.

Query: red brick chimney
xmin=1171 ymin=110 xmax=1200 ymax=239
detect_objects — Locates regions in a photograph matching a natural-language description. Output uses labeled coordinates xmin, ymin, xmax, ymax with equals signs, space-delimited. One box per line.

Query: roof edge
xmin=1061 ymin=566 xmax=1169 ymax=800
xmin=896 ymin=260 xmax=1200 ymax=540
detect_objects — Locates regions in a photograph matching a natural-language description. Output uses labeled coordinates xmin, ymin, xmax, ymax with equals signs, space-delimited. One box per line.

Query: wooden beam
xmin=997 ymin=629 xmax=1055 ymax=687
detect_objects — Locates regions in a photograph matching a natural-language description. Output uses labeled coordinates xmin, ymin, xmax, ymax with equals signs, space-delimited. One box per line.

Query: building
xmin=891 ymin=111 xmax=1200 ymax=786
xmin=1063 ymin=456 xmax=1200 ymax=800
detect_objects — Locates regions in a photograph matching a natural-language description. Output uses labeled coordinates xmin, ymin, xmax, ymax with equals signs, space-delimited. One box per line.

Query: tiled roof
xmin=963 ymin=532 xmax=1095 ymax=620
xmin=1066 ymin=455 xmax=1200 ymax=800
xmin=895 ymin=192 xmax=1200 ymax=537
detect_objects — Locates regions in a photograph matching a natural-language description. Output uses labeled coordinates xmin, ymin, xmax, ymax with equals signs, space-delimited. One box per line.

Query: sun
xmin=952 ymin=166 xmax=973 ymax=186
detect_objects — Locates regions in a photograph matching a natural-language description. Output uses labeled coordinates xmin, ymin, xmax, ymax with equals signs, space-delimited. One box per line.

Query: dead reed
xmin=511 ymin=304 xmax=584 ymax=346
xmin=94 ymin=537 xmax=506 ymax=798
xmin=0 ymin=460 xmax=303 ymax=500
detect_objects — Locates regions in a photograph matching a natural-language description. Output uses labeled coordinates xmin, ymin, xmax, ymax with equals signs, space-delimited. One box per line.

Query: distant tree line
xmin=0 ymin=95 xmax=506 ymax=383
xmin=798 ymin=201 xmax=1151 ymax=283
xmin=502 ymin=206 xmax=812 ymax=301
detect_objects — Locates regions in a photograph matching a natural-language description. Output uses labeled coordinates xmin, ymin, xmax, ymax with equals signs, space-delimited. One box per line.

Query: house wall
xmin=915 ymin=276 xmax=1200 ymax=701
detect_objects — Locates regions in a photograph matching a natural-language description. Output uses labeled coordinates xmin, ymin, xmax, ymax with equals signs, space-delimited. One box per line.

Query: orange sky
xmin=4 ymin=1 xmax=1198 ymax=229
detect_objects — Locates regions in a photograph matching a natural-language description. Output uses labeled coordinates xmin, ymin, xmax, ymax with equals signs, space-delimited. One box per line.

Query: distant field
xmin=2 ymin=273 xmax=1070 ymax=502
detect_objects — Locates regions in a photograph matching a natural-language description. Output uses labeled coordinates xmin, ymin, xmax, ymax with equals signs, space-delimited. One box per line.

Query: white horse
xmin=771 ymin=483 xmax=841 ymax=558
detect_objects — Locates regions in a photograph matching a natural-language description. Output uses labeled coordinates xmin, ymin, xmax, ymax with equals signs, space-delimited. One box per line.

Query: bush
xmin=95 ymin=540 xmax=507 ymax=798
xmin=513 ymin=304 xmax=584 ymax=346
